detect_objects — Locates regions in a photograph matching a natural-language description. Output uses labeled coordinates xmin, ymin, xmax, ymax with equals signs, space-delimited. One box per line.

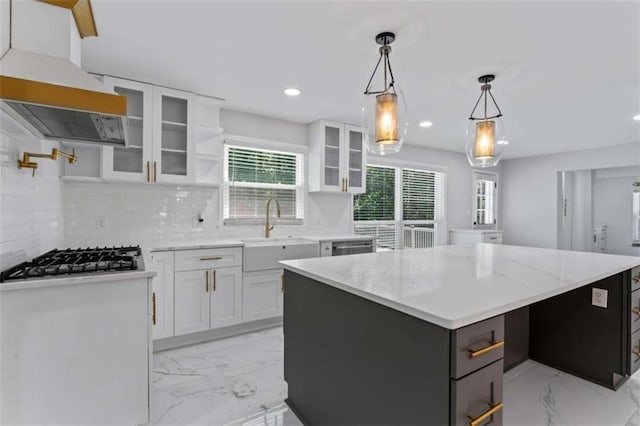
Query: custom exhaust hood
xmin=0 ymin=0 xmax=128 ymax=146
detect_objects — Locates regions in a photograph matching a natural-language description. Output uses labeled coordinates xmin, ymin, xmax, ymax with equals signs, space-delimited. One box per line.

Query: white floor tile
xmin=153 ymin=327 xmax=640 ymax=426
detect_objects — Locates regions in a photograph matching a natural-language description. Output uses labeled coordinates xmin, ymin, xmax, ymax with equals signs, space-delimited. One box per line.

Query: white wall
xmin=0 ymin=111 xmax=64 ymax=270
xmin=501 ymin=142 xmax=640 ymax=249
xmin=593 ymin=166 xmax=640 ymax=256
xmin=63 ymin=110 xmax=478 ymax=249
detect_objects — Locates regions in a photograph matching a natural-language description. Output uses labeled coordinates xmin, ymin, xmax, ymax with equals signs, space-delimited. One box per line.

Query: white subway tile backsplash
xmin=0 ymin=112 xmax=64 ymax=271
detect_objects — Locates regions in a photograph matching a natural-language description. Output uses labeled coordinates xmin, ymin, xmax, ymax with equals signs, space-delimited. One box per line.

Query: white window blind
xmin=354 ymin=165 xmax=444 ymax=250
xmin=224 ymin=145 xmax=304 ymax=225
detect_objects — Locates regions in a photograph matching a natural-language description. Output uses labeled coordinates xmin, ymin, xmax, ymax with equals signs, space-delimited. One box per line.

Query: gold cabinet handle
xmin=469 ymin=340 xmax=504 ymax=358
xmin=633 ymin=308 xmax=640 ymax=317
xmin=468 ymin=402 xmax=504 ymax=426
xmin=633 ymin=350 xmax=640 ymax=358
xmin=205 ymin=270 xmax=209 ymax=292
xmin=146 ymin=161 xmax=150 ymax=182
xmin=152 ymin=292 xmax=156 ymax=325
xmin=281 ymin=274 xmax=284 ymax=293
xmin=200 ymin=256 xmax=223 ymax=261
xmin=345 ymin=177 xmax=348 ymax=191
xmin=213 ymin=269 xmax=216 ymax=291
xmin=153 ymin=161 xmax=157 ymax=182
xmin=634 ymin=275 xmax=640 ymax=284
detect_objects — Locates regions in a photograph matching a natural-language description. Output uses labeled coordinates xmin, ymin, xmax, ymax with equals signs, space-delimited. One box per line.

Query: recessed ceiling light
xmin=634 ymin=114 xmax=640 ymax=121
xmin=419 ymin=121 xmax=433 ymax=128
xmin=284 ymin=88 xmax=301 ymax=97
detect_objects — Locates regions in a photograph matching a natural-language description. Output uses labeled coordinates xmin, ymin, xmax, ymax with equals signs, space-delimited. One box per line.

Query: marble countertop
xmin=449 ymin=229 xmax=503 ymax=233
xmin=151 ymin=240 xmax=245 ymax=251
xmin=301 ymin=234 xmax=376 ymax=242
xmin=281 ymin=244 xmax=640 ymax=330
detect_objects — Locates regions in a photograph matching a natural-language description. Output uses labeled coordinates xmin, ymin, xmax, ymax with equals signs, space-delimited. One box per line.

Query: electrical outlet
xmin=592 ymin=288 xmax=608 ymax=308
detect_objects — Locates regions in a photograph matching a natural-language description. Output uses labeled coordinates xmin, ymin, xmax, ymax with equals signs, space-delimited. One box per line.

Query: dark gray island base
xmin=283 ymin=268 xmax=637 ymax=426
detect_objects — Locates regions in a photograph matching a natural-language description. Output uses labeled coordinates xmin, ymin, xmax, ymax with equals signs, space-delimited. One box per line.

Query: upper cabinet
xmin=96 ymin=76 xmax=222 ymax=185
xmin=308 ymin=120 xmax=366 ymax=194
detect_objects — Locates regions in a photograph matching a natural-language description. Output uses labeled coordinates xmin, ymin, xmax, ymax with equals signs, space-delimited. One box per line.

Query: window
xmin=473 ymin=172 xmax=498 ymax=229
xmin=224 ymin=145 xmax=304 ymax=225
xmin=354 ymin=165 xmax=444 ymax=250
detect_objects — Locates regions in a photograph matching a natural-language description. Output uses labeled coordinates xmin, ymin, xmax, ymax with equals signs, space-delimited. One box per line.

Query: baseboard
xmin=153 ymin=317 xmax=283 ymax=352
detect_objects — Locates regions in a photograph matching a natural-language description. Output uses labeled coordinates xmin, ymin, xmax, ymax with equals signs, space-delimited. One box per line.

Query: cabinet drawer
xmin=482 ymin=233 xmax=503 ymax=244
xmin=451 ymin=315 xmax=504 ymax=379
xmin=451 ymin=359 xmax=504 ymax=426
xmin=632 ymin=266 xmax=640 ymax=292
xmin=632 ymin=290 xmax=640 ymax=334
xmin=175 ymin=247 xmax=242 ymax=271
xmin=631 ymin=329 xmax=640 ymax=375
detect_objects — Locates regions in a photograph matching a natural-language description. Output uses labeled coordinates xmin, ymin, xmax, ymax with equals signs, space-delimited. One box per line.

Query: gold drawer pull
xmin=633 ymin=350 xmax=640 ymax=358
xmin=468 ymin=402 xmax=504 ymax=426
xmin=634 ymin=275 xmax=640 ymax=284
xmin=200 ymin=256 xmax=223 ymax=261
xmin=633 ymin=308 xmax=640 ymax=317
xmin=469 ymin=340 xmax=504 ymax=358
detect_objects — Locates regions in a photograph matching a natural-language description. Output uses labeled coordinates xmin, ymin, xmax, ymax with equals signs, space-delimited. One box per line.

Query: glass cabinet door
xmin=101 ymin=77 xmax=153 ymax=182
xmin=323 ymin=124 xmax=342 ymax=189
xmin=153 ymin=87 xmax=194 ymax=183
xmin=345 ymin=125 xmax=366 ymax=194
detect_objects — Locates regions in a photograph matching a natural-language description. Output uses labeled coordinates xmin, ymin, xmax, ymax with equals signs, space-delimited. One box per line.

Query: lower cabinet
xmin=243 ymin=269 xmax=284 ymax=322
xmin=175 ymin=266 xmax=242 ymax=335
xmin=150 ymin=251 xmax=175 ymax=339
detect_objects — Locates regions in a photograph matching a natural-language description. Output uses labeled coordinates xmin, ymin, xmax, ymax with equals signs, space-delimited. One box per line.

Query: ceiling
xmin=82 ymin=1 xmax=640 ymax=159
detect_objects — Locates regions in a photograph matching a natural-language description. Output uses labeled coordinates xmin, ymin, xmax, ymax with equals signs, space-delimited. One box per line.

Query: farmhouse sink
xmin=242 ymin=237 xmax=319 ymax=271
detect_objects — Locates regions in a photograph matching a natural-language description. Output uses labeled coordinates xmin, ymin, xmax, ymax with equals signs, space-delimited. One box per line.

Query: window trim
xmin=472 ymin=170 xmax=498 ymax=230
xmin=222 ymin=141 xmax=305 ymax=226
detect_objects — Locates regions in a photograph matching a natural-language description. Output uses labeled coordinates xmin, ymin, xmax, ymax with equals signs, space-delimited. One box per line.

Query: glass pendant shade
xmin=362 ymin=85 xmax=408 ymax=155
xmin=465 ymin=117 xmax=507 ymax=168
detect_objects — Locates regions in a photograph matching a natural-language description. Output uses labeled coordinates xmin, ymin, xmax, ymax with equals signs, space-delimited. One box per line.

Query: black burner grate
xmin=0 ymin=246 xmax=141 ymax=282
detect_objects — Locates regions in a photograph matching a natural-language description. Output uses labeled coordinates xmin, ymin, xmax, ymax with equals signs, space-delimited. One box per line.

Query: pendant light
xmin=362 ymin=32 xmax=408 ymax=155
xmin=465 ymin=74 xmax=508 ymax=168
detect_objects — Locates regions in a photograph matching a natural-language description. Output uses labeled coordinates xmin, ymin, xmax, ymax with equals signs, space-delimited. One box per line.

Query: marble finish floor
xmin=153 ymin=326 xmax=640 ymax=425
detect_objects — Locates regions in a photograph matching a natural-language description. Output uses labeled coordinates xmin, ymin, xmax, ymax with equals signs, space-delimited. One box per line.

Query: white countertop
xmin=449 ymin=229 xmax=503 ymax=234
xmin=281 ymin=244 xmax=640 ymax=330
xmin=151 ymin=239 xmax=244 ymax=251
xmin=302 ymin=234 xmax=376 ymax=243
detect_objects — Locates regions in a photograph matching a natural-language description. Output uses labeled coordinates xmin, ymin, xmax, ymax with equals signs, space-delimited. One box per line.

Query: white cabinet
xmin=173 ymin=247 xmax=243 ymax=336
xmin=243 ymin=269 xmax=284 ymax=322
xmin=308 ymin=120 xmax=366 ymax=194
xmin=102 ymin=77 xmax=153 ymax=183
xmin=150 ymin=251 xmax=175 ymax=339
xmin=101 ymin=77 xmax=201 ymax=184
xmin=210 ymin=266 xmax=243 ymax=329
xmin=449 ymin=229 xmax=503 ymax=245
xmin=174 ymin=270 xmax=210 ymax=335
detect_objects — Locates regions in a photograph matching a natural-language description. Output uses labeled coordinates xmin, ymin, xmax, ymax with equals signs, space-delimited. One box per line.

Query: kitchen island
xmin=281 ymin=244 xmax=640 ymax=425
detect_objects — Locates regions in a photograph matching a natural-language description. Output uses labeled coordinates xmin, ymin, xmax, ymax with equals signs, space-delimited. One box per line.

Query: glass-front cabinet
xmin=152 ymin=87 xmax=194 ymax=183
xmin=308 ymin=120 xmax=366 ymax=194
xmin=101 ymin=77 xmax=195 ymax=184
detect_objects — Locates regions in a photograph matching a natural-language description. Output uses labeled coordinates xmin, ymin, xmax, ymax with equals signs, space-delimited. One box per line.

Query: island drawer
xmin=175 ymin=247 xmax=242 ymax=271
xmin=632 ymin=266 xmax=640 ymax=292
xmin=451 ymin=359 xmax=504 ymax=426
xmin=631 ymin=330 xmax=640 ymax=374
xmin=451 ymin=315 xmax=504 ymax=379
xmin=482 ymin=233 xmax=503 ymax=244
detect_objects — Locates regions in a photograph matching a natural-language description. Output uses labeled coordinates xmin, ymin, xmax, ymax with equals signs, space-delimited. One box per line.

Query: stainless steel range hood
xmin=0 ymin=0 xmax=128 ymax=146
